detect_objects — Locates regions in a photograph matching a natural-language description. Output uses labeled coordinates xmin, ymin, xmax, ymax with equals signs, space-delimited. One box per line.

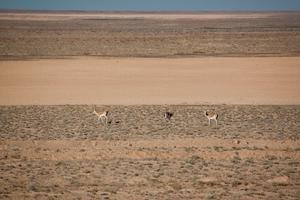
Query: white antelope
xmin=205 ymin=111 xmax=218 ymax=126
xmin=93 ymin=106 xmax=109 ymax=124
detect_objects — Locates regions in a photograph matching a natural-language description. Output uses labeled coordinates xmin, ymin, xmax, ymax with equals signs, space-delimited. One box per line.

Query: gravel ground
xmin=0 ymin=105 xmax=299 ymax=199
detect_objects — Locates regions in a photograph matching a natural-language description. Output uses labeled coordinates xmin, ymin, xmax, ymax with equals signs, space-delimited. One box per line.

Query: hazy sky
xmin=0 ymin=0 xmax=300 ymax=11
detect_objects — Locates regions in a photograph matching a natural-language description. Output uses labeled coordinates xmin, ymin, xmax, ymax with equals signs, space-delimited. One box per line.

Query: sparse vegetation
xmin=0 ymin=11 xmax=300 ymax=58
xmin=0 ymin=105 xmax=299 ymax=199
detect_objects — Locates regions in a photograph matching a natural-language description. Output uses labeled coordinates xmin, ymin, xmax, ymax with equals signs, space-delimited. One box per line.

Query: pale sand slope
xmin=0 ymin=12 xmax=274 ymax=21
xmin=0 ymin=57 xmax=299 ymax=105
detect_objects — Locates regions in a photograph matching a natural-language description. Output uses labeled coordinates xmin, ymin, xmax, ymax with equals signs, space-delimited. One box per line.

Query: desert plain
xmin=0 ymin=11 xmax=300 ymax=199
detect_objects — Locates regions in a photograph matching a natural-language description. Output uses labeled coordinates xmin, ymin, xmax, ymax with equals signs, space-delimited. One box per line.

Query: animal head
xmin=93 ymin=109 xmax=98 ymax=115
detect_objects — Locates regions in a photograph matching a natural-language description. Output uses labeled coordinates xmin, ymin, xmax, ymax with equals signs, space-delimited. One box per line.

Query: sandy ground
xmin=0 ymin=57 xmax=299 ymax=105
xmin=0 ymin=105 xmax=299 ymax=199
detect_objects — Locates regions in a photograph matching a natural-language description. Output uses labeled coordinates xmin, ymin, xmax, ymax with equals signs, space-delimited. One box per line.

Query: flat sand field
xmin=0 ymin=57 xmax=300 ymax=105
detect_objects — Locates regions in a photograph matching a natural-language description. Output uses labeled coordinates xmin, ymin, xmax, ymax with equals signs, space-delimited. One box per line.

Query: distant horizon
xmin=0 ymin=0 xmax=300 ymax=11
xmin=0 ymin=9 xmax=300 ymax=13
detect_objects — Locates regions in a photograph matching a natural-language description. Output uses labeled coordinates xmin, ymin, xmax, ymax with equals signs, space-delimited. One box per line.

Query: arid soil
xmin=0 ymin=105 xmax=300 ymax=199
xmin=0 ymin=11 xmax=300 ymax=200
xmin=0 ymin=11 xmax=300 ymax=58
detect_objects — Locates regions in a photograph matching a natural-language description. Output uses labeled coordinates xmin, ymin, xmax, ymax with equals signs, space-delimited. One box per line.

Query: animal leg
xmin=100 ymin=117 xmax=105 ymax=124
